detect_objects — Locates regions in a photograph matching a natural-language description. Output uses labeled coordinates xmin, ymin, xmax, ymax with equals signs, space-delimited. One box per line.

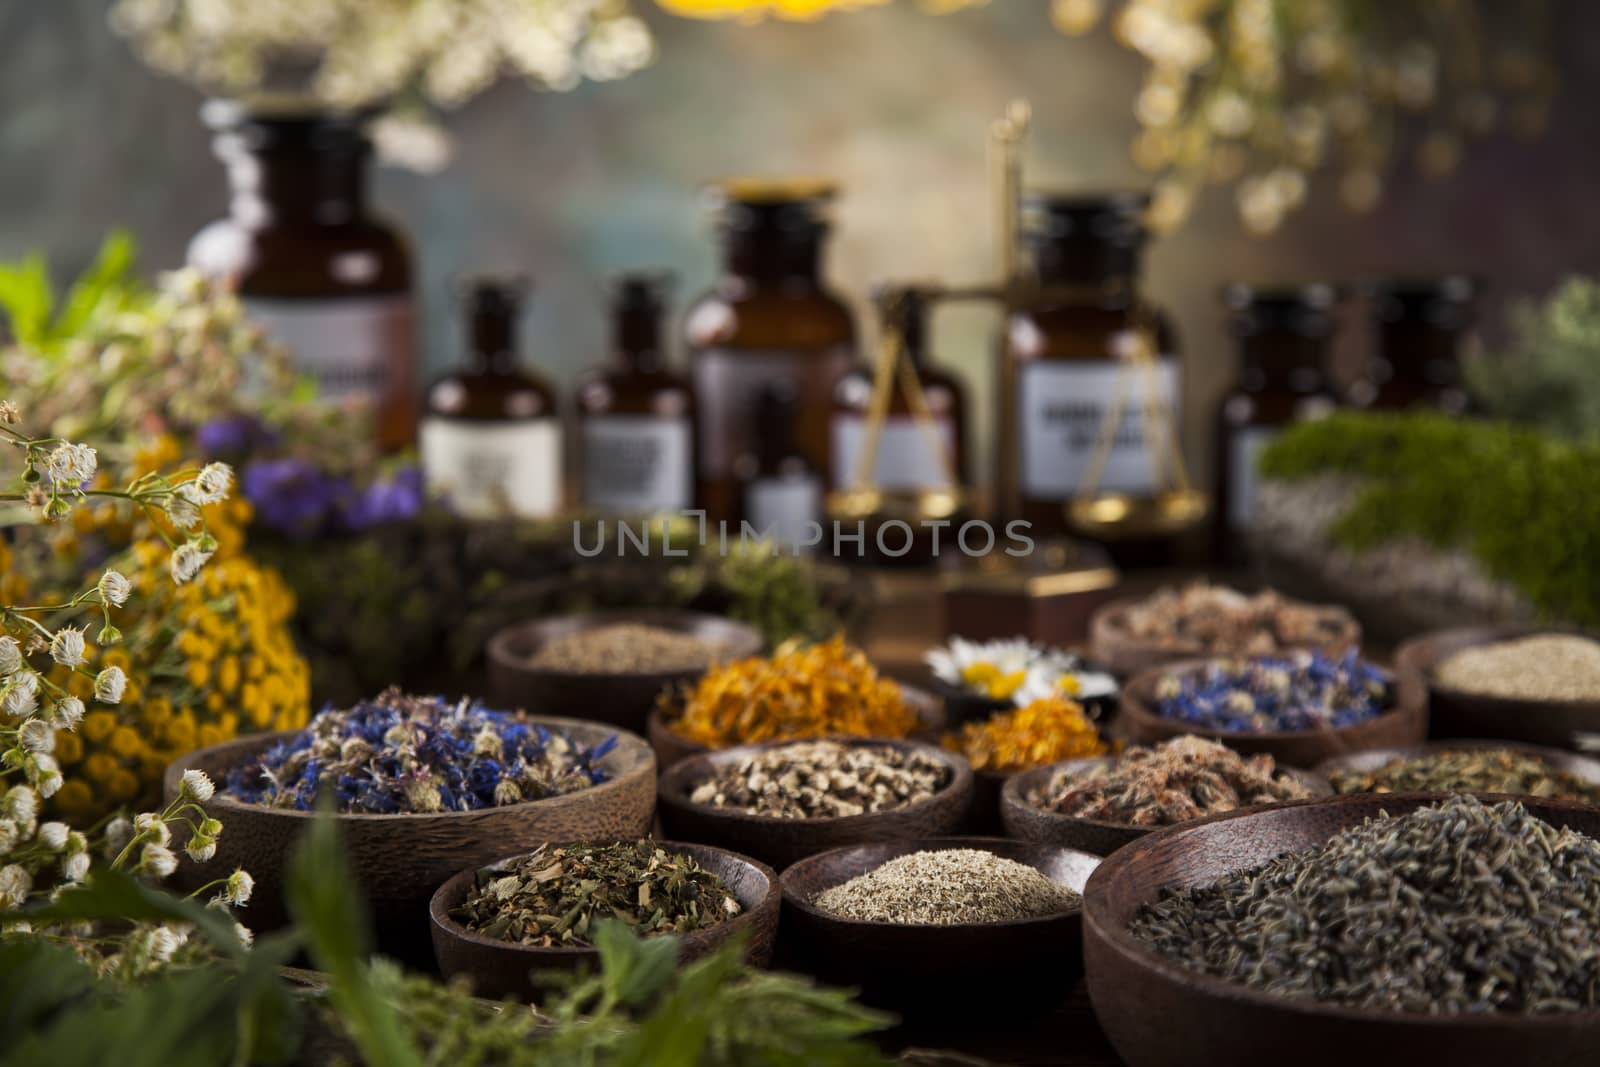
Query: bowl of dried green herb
xmin=1395 ymin=625 xmax=1600 ymax=748
xmin=1083 ymin=793 xmax=1600 ymax=1067
xmin=778 ymin=836 xmax=1098 ymax=1016
xmin=486 ymin=610 xmax=764 ymax=734
xmin=1316 ymin=739 xmax=1600 ymax=801
xmin=656 ymin=738 xmax=974 ymax=870
xmin=428 ymin=838 xmax=779 ymax=1000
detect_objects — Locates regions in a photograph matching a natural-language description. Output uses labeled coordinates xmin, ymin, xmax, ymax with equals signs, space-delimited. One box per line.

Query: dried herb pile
xmin=1331 ymin=748 xmax=1600 ymax=803
xmin=527 ymin=622 xmax=725 ymax=674
xmin=814 ymin=849 xmax=1080 ymax=926
xmin=943 ymin=696 xmax=1109 ymax=773
xmin=1436 ymin=634 xmax=1600 ymax=702
xmin=1131 ymin=795 xmax=1600 ymax=1014
xmin=1030 ymin=735 xmax=1312 ymax=826
xmin=1154 ymin=650 xmax=1388 ymax=733
xmin=1117 ymin=584 xmax=1352 ymax=658
xmin=687 ymin=741 xmax=949 ymax=819
xmin=451 ymin=840 xmax=742 ymax=948
xmin=222 ymin=688 xmax=615 ymax=813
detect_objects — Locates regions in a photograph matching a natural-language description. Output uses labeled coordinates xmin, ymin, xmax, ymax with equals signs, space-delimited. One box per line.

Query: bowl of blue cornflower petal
xmin=1117 ymin=650 xmax=1427 ymax=769
xmin=164 ymin=687 xmax=656 ymax=965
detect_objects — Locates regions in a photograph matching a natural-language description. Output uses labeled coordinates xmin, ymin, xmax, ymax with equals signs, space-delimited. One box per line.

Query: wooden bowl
xmin=164 ymin=717 xmax=656 ymax=965
xmin=1001 ymin=755 xmax=1331 ymax=856
xmin=1116 ymin=657 xmax=1427 ymax=768
xmin=486 ymin=610 xmax=763 ymax=734
xmin=779 ymin=836 xmax=1099 ymax=1016
xmin=656 ymin=738 xmax=973 ymax=871
xmin=647 ymin=684 xmax=947 ymax=769
xmin=1089 ymin=595 xmax=1361 ymax=680
xmin=1084 ymin=794 xmax=1600 ymax=1067
xmin=429 ymin=840 xmax=779 ymax=1001
xmin=1316 ymin=739 xmax=1600 ymax=796
xmin=1396 ymin=625 xmax=1600 ymax=749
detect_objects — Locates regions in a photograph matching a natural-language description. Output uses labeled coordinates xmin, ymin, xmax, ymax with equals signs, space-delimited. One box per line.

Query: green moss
xmin=1258 ymin=411 xmax=1600 ymax=626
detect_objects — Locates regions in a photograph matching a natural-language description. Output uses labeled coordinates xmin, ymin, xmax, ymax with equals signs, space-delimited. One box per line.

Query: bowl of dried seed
xmin=486 ymin=610 xmax=763 ymax=734
xmin=429 ymin=838 xmax=779 ymax=1001
xmin=778 ymin=836 xmax=1098 ymax=1016
xmin=1084 ymin=793 xmax=1600 ymax=1067
xmin=657 ymin=738 xmax=974 ymax=870
xmin=1395 ymin=625 xmax=1600 ymax=749
xmin=1002 ymin=735 xmax=1330 ymax=856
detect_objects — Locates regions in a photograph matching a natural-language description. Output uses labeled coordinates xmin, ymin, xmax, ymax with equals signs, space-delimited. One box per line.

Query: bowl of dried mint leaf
xmin=429 ymin=837 xmax=778 ymax=1001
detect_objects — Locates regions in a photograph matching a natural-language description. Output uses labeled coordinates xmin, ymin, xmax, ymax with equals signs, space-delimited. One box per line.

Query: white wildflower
xmin=169 ymin=542 xmax=212 ymax=584
xmin=66 ymin=830 xmax=87 ymax=854
xmin=133 ymin=812 xmax=172 ymax=847
xmin=61 ymin=851 xmax=89 ymax=882
xmin=225 ymin=869 xmax=254 ymax=907
xmin=0 ymin=400 xmax=16 ymax=424
xmin=140 ymin=843 xmax=178 ymax=878
xmin=46 ymin=442 xmax=97 ymax=485
xmin=149 ymin=924 xmax=189 ymax=963
xmin=179 ymin=768 xmax=215 ymax=802
xmin=94 ymin=666 xmax=127 ymax=704
xmin=0 ymin=821 xmax=14 ymax=855
xmin=2 ymin=671 xmax=39 ymax=717
xmin=34 ymin=760 xmax=61 ymax=799
xmin=98 ymin=570 xmax=132 ymax=607
xmin=104 ymin=816 xmax=134 ymax=858
xmin=38 ymin=821 xmax=69 ymax=851
xmin=3 ymin=785 xmax=37 ymax=826
xmin=166 ymin=483 xmax=203 ymax=530
xmin=0 ymin=864 xmax=32 ymax=907
xmin=49 ymin=626 xmax=86 ymax=668
xmin=193 ymin=463 xmax=233 ymax=504
xmin=51 ymin=696 xmax=85 ymax=732
xmin=234 ymin=923 xmax=254 ymax=948
xmin=184 ymin=833 xmax=216 ymax=863
xmin=0 ymin=637 xmax=21 ymax=675
xmin=18 ymin=718 xmax=54 ymax=755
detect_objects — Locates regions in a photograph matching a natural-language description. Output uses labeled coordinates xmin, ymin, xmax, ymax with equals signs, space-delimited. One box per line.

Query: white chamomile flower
xmin=169 ymin=542 xmax=212 ymax=584
xmin=179 ymin=769 xmax=215 ymax=803
xmin=2 ymin=671 xmax=39 ymax=717
xmin=924 ymin=637 xmax=1040 ymax=701
xmin=61 ymin=852 xmax=90 ymax=883
xmin=32 ymin=757 xmax=61 ymax=799
xmin=3 ymin=786 xmax=38 ymax=825
xmin=37 ymin=822 xmax=69 ymax=852
xmin=1012 ymin=659 xmax=1120 ymax=707
xmin=193 ymin=463 xmax=234 ymax=504
xmin=225 ymin=869 xmax=254 ymax=907
xmin=133 ymin=812 xmax=172 ymax=847
xmin=51 ymin=696 xmax=85 ymax=732
xmin=98 ymin=570 xmax=132 ymax=608
xmin=49 ymin=626 xmax=86 ymax=668
xmin=18 ymin=718 xmax=54 ymax=754
xmin=184 ymin=833 xmax=216 ymax=863
xmin=166 ymin=484 xmax=203 ymax=531
xmin=94 ymin=666 xmax=127 ymax=704
xmin=0 ymin=864 xmax=32 ymax=907
xmin=104 ymin=816 xmax=134 ymax=858
xmin=46 ymin=442 xmax=97 ymax=485
xmin=140 ymin=843 xmax=178 ymax=879
xmin=0 ymin=637 xmax=21 ymax=676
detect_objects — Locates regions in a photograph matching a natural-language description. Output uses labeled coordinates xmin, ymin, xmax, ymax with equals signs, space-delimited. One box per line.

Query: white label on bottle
xmin=419 ymin=417 xmax=562 ymax=519
xmin=581 ymin=416 xmax=693 ymax=515
xmin=1018 ymin=360 xmax=1181 ymax=497
xmin=830 ymin=414 xmax=956 ymax=491
xmin=691 ymin=348 xmax=851 ymax=478
xmin=745 ymin=475 xmax=822 ymax=554
xmin=1228 ymin=425 xmax=1278 ymax=530
xmin=243 ymin=295 xmax=414 ymax=404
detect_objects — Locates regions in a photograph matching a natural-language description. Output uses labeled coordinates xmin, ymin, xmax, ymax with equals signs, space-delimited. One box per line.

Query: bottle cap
xmin=1222 ymin=281 xmax=1346 ymax=339
xmin=1021 ymin=190 xmax=1151 ymax=249
xmin=1365 ymin=275 xmax=1481 ymax=331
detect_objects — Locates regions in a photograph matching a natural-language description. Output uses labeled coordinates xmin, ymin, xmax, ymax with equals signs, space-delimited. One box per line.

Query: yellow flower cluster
xmin=944 ymin=696 xmax=1110 ymax=774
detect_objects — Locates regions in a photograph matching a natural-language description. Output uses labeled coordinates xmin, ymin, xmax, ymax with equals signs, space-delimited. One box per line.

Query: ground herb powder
xmin=814 ymin=848 xmax=1080 ymax=925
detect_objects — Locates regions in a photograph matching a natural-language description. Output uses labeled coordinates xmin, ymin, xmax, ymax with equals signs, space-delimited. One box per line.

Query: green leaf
xmin=0 ymin=252 xmax=54 ymax=349
xmin=23 ymin=866 xmax=247 ymax=961
xmin=54 ymin=229 xmax=141 ymax=343
xmin=0 ymin=938 xmax=97 ymax=1036
xmin=592 ymin=917 xmax=682 ymax=1008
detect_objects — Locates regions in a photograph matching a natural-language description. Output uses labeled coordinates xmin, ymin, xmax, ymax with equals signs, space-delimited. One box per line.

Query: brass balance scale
xmin=825 ymin=100 xmax=1206 ymax=543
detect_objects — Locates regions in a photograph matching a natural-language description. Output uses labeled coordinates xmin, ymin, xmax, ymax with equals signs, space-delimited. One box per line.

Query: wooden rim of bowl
xmin=1119 ymin=656 xmax=1417 ymax=744
xmin=1084 ymin=792 xmax=1600 ymax=1028
xmin=1091 ymin=594 xmax=1361 ymax=662
xmin=486 ymin=610 xmax=764 ymax=682
xmin=1002 ymin=754 xmax=1332 ymax=834
xmin=428 ymin=840 xmax=778 ymax=956
xmin=651 ymin=683 xmax=946 ymax=753
xmin=1395 ymin=624 xmax=1600 ymax=713
xmin=165 ymin=713 xmax=655 ymax=823
xmin=657 ymin=737 xmax=973 ymax=829
xmin=1314 ymin=739 xmax=1600 ymax=787
xmin=779 ymin=835 xmax=1099 ymax=932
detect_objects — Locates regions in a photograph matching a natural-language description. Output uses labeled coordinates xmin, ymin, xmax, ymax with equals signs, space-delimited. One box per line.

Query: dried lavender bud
xmin=1130 ymin=795 xmax=1600 ymax=1014
xmin=222 ymin=688 xmax=616 ymax=813
xmin=1119 ymin=583 xmax=1351 ymax=658
xmin=1154 ymin=650 xmax=1388 ymax=733
xmin=1331 ymin=748 xmax=1600 ymax=802
xmin=451 ymin=839 xmax=741 ymax=947
xmin=1436 ymin=634 xmax=1600 ymax=702
xmin=814 ymin=849 xmax=1080 ymax=925
xmin=527 ymin=623 xmax=726 ymax=674
xmin=687 ymin=741 xmax=949 ymax=819
xmin=1030 ymin=735 xmax=1313 ymax=827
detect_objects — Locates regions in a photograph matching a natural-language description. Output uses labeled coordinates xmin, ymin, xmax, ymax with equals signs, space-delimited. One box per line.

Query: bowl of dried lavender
xmin=1084 ymin=793 xmax=1600 ymax=1067
xmin=487 ymin=610 xmax=764 ymax=733
xmin=1395 ymin=625 xmax=1600 ymax=749
xmin=779 ymin=836 xmax=1098 ymax=1015
xmin=429 ymin=837 xmax=779 ymax=1000
xmin=1316 ymin=740 xmax=1600 ymax=802
xmin=656 ymin=738 xmax=973 ymax=870
xmin=1117 ymin=650 xmax=1427 ymax=769
xmin=1002 ymin=736 xmax=1331 ymax=856
xmin=165 ymin=688 xmax=656 ymax=963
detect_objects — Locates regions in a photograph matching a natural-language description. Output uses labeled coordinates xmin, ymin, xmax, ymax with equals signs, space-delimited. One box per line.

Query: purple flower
xmin=338 ymin=465 xmax=424 ymax=531
xmin=242 ymin=458 xmax=344 ymax=539
xmin=196 ymin=415 xmax=273 ymax=459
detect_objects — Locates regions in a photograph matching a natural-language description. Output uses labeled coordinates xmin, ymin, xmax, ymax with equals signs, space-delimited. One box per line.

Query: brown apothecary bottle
xmin=1214 ymin=282 xmax=1343 ymax=562
xmin=419 ymin=278 xmax=562 ymax=519
xmin=188 ymin=100 xmax=417 ymax=451
xmin=831 ymin=285 xmax=968 ymax=493
xmin=1349 ymin=276 xmax=1478 ymax=413
xmin=734 ymin=380 xmax=823 ymax=554
xmin=1000 ymin=192 xmax=1181 ymax=550
xmin=576 ymin=273 xmax=696 ymax=516
xmin=685 ymin=180 xmax=856 ymax=524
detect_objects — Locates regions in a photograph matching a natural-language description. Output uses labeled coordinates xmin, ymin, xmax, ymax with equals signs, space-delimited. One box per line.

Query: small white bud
xmin=38 ymin=821 xmax=69 ymax=851
xmin=18 ymin=719 xmax=54 ymax=754
xmin=179 ymin=769 xmax=215 ymax=803
xmin=98 ymin=570 xmax=132 ymax=607
xmin=51 ymin=696 xmax=85 ymax=732
xmin=225 ymin=869 xmax=254 ymax=906
xmin=49 ymin=627 xmax=86 ymax=668
xmin=140 ymin=843 xmax=178 ymax=879
xmin=94 ymin=666 xmax=127 ymax=704
xmin=169 ymin=543 xmax=212 ymax=584
xmin=0 ymin=637 xmax=21 ymax=676
xmin=193 ymin=463 xmax=233 ymax=504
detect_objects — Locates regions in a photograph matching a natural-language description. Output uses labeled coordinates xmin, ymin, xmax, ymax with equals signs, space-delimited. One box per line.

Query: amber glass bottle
xmin=735 ymin=381 xmax=822 ymax=554
xmin=685 ymin=180 xmax=856 ymax=524
xmin=1350 ymin=276 xmax=1478 ymax=413
xmin=419 ymin=278 xmax=562 ymax=519
xmin=576 ymin=273 xmax=696 ymax=515
xmin=1002 ymin=192 xmax=1180 ymax=543
xmin=831 ymin=285 xmax=967 ymax=493
xmin=188 ymin=101 xmax=417 ymax=451
xmin=1214 ymin=282 xmax=1342 ymax=561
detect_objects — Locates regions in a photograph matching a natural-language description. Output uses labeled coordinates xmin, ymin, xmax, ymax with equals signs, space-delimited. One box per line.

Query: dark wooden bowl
xmin=1084 ymin=794 xmax=1600 ymax=1067
xmin=1001 ymin=755 xmax=1331 ymax=856
xmin=779 ymin=836 xmax=1099 ymax=1016
xmin=1396 ymin=625 xmax=1600 ymax=749
xmin=486 ymin=610 xmax=764 ymax=734
xmin=1116 ymin=657 xmax=1427 ymax=769
xmin=164 ymin=717 xmax=656 ymax=966
xmin=1089 ymin=595 xmax=1361 ymax=680
xmin=429 ymin=840 xmax=779 ymax=1001
xmin=657 ymin=738 xmax=973 ymax=871
xmin=1315 ymin=739 xmax=1600 ymax=796
xmin=647 ymin=684 xmax=947 ymax=769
